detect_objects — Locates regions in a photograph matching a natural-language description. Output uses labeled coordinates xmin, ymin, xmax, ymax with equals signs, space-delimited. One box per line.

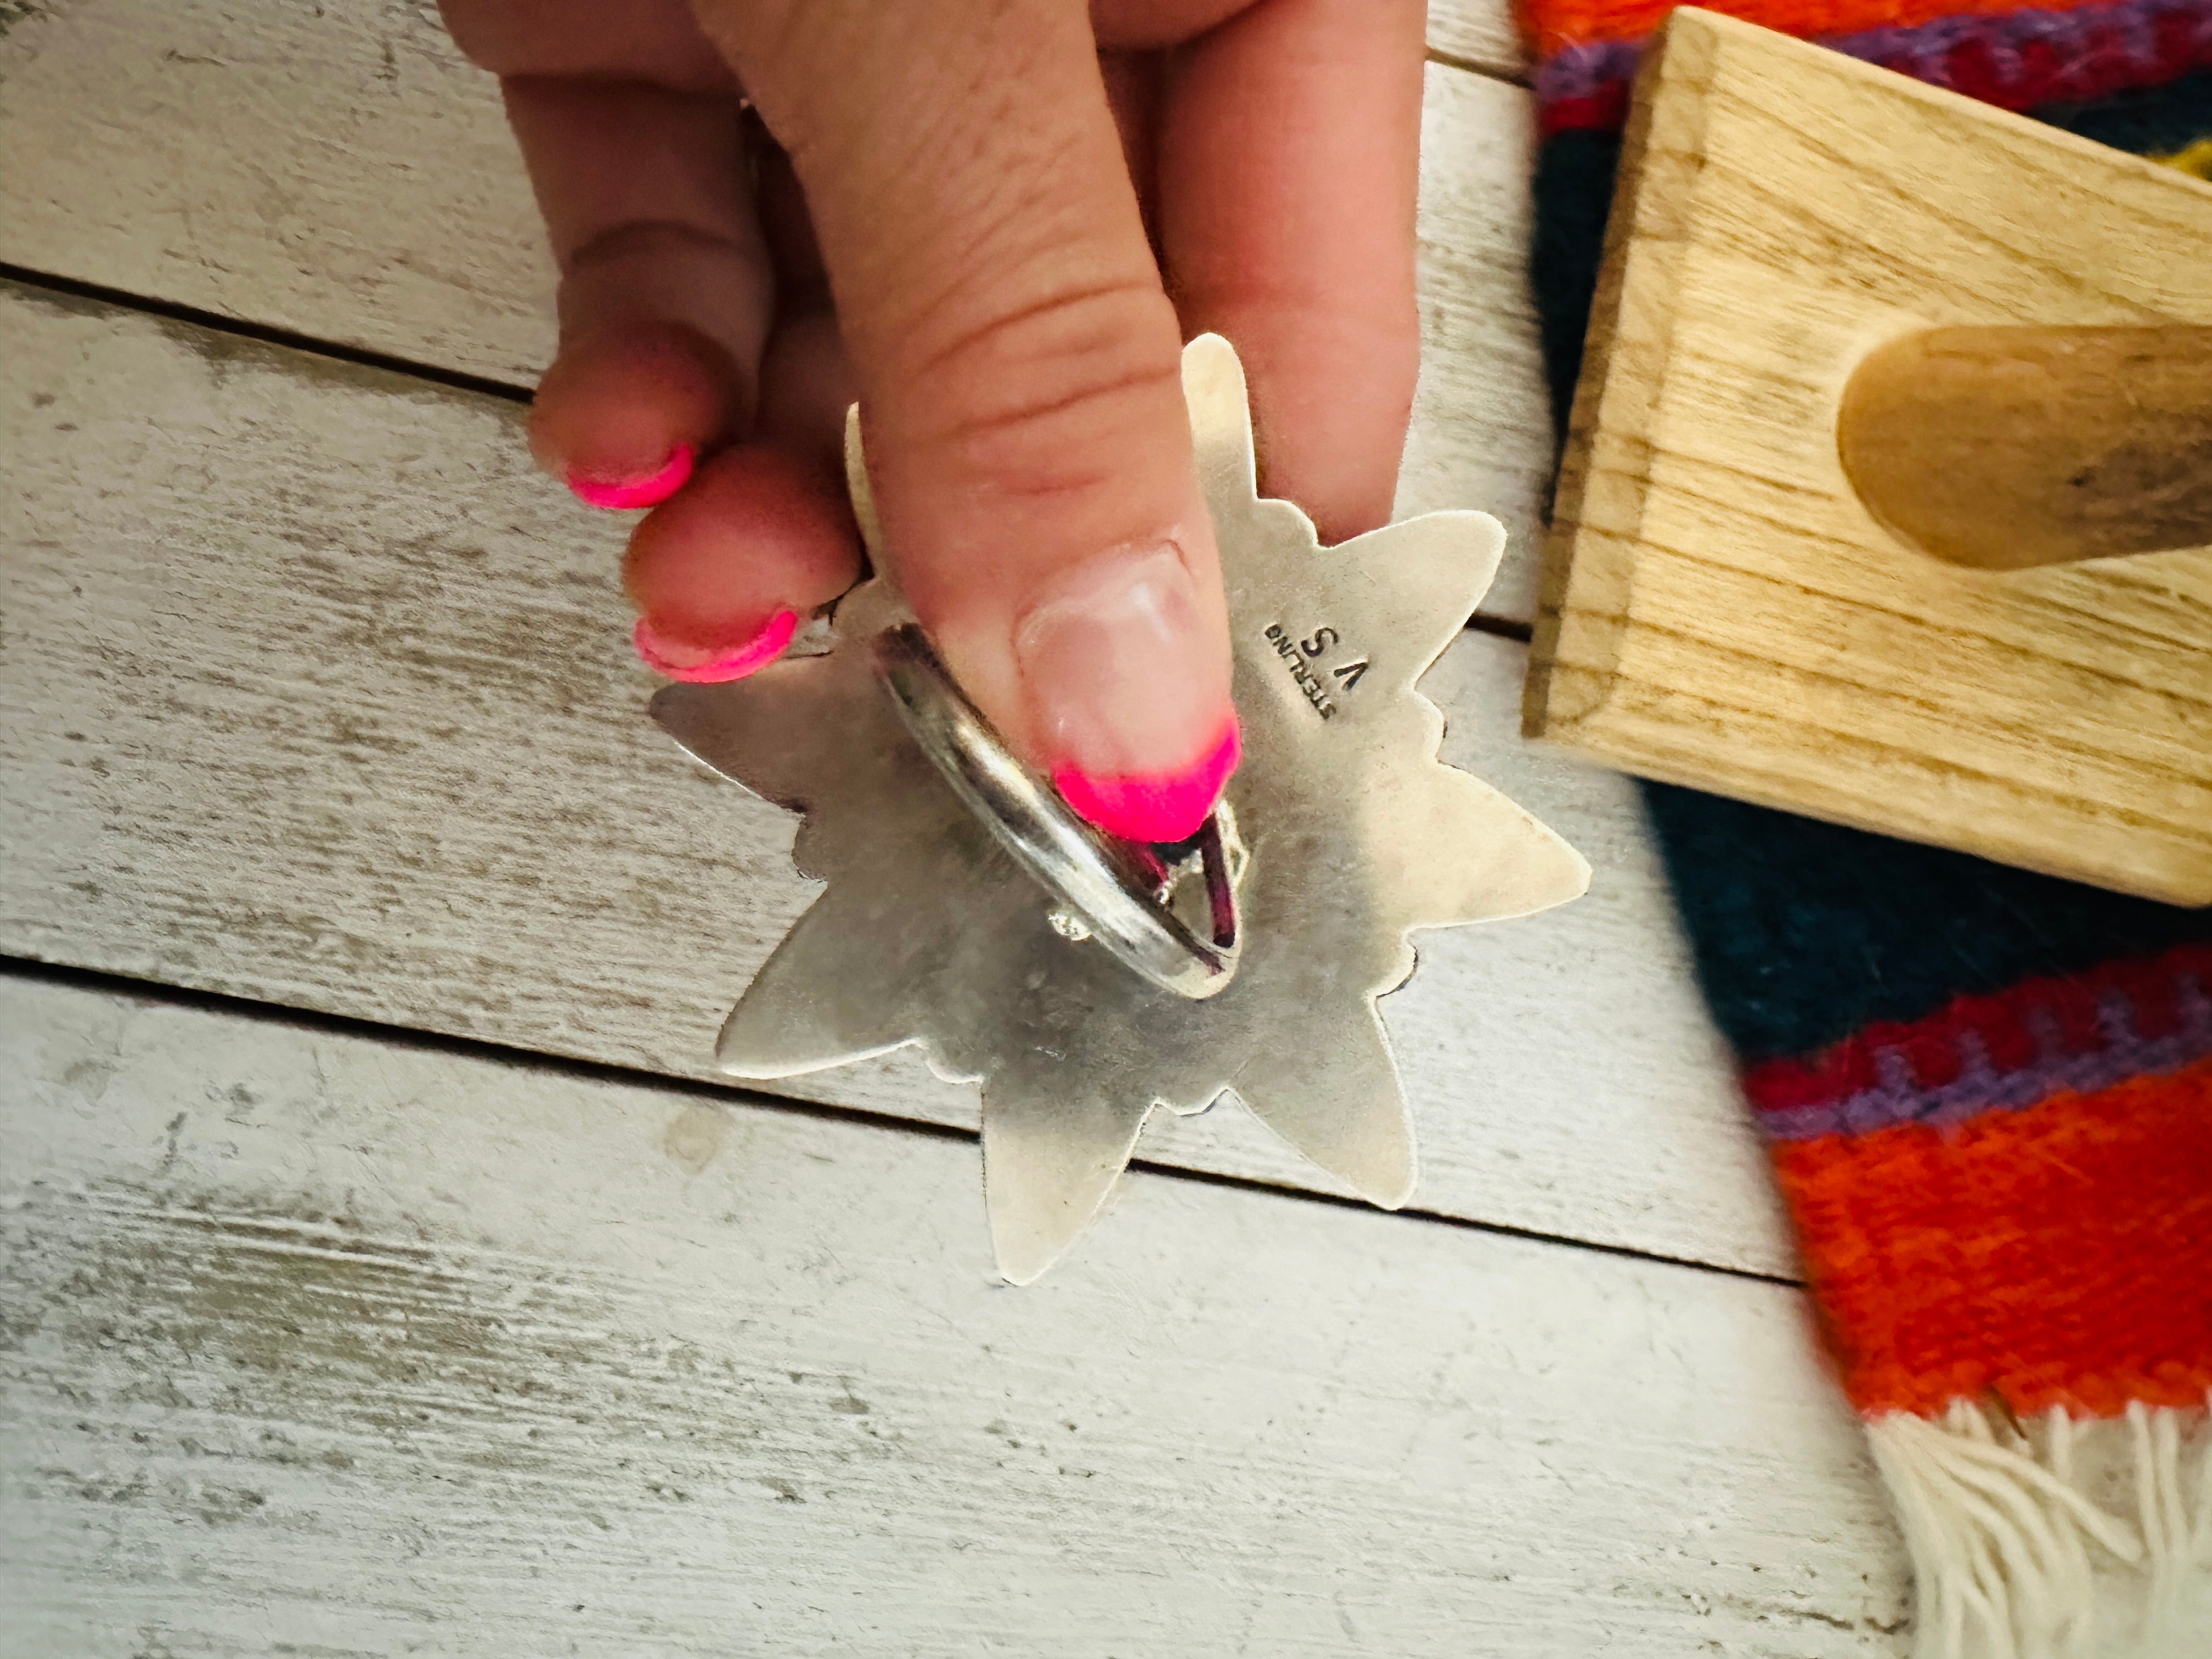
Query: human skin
xmin=439 ymin=0 xmax=1425 ymax=842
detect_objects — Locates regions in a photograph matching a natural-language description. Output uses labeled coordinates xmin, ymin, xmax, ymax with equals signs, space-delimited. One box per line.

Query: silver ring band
xmin=870 ymin=623 xmax=1240 ymax=1001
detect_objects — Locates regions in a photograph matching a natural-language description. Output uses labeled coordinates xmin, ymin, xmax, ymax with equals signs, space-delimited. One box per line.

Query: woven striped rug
xmin=1516 ymin=4 xmax=2212 ymax=1650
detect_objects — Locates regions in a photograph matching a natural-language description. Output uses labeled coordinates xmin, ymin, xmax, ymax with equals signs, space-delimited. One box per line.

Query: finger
xmin=695 ymin=0 xmax=1238 ymax=843
xmin=500 ymin=75 xmax=773 ymax=507
xmin=751 ymin=138 xmax=858 ymax=470
xmin=445 ymin=0 xmax=856 ymax=682
xmin=444 ymin=0 xmax=757 ymax=502
xmin=1099 ymin=50 xmax=1163 ymax=235
xmin=758 ymin=307 xmax=859 ymax=475
xmin=623 ymin=442 xmax=859 ymax=679
xmin=623 ymin=268 xmax=863 ymax=682
xmin=509 ymin=75 xmax=861 ymax=682
xmin=1155 ymin=0 xmax=1426 ymax=543
xmin=624 ymin=146 xmax=864 ymax=678
xmin=439 ymin=0 xmax=735 ymax=92
xmin=750 ymin=119 xmax=824 ymax=292
xmin=622 ymin=300 xmax=862 ymax=681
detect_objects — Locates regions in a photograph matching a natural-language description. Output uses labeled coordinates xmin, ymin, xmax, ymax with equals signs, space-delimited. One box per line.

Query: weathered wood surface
xmin=1427 ymin=0 xmax=1527 ymax=77
xmin=1403 ymin=60 xmax=1553 ymax=619
xmin=0 ymin=0 xmax=1555 ymax=617
xmin=1526 ymin=9 xmax=2212 ymax=905
xmin=0 ymin=972 xmax=1905 ymax=1657
xmin=0 ymin=281 xmax=1790 ymax=1278
xmin=0 ymin=9 xmax=1923 ymax=1651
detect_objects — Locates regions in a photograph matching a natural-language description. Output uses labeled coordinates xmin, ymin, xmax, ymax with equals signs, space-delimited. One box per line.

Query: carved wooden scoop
xmin=1523 ymin=8 xmax=2212 ymax=904
xmin=1840 ymin=325 xmax=2212 ymax=571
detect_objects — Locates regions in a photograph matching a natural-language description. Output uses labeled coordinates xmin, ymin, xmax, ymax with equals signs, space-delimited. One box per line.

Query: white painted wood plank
xmin=1428 ymin=0 xmax=1528 ymax=78
xmin=0 ymin=972 xmax=1906 ymax=1656
xmin=1401 ymin=63 xmax=1553 ymax=620
xmin=0 ymin=0 xmax=1555 ymax=619
xmin=0 ymin=0 xmax=556 ymax=386
xmin=0 ymin=283 xmax=1788 ymax=1278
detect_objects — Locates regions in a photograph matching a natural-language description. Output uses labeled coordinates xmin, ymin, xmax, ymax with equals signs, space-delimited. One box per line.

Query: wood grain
xmin=0 ymin=972 xmax=1905 ymax=1657
xmin=1400 ymin=59 xmax=1554 ymax=619
xmin=0 ymin=281 xmax=1791 ymax=1279
xmin=1525 ymin=9 xmax=2212 ymax=905
xmin=0 ymin=0 xmax=1555 ymax=618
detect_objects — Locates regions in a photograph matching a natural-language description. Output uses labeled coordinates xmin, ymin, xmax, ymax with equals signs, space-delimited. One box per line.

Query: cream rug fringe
xmin=1868 ymin=1396 xmax=2211 ymax=1658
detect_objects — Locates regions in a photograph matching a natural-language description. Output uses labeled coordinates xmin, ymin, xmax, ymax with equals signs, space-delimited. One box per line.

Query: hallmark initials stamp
xmin=1264 ymin=623 xmax=1369 ymax=721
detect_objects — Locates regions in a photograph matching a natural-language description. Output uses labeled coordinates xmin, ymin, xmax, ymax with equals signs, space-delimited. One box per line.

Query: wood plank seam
xmin=0 ymin=261 xmax=1552 ymax=659
xmin=0 ymin=969 xmax=1914 ymax=1656
xmin=0 ymin=953 xmax=1807 ymax=1293
xmin=1426 ymin=43 xmax=1532 ymax=88
xmin=1 ymin=270 xmax=1791 ymax=1278
xmin=0 ymin=258 xmax=536 ymax=405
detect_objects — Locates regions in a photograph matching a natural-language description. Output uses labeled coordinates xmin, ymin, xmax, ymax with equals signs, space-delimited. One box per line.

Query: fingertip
xmin=1052 ymin=715 xmax=1241 ymax=844
xmin=634 ymin=607 xmax=800 ymax=682
xmin=987 ymin=534 xmax=1233 ymax=806
xmin=531 ymin=320 xmax=739 ymax=496
xmin=623 ymin=442 xmax=862 ymax=666
xmin=569 ymin=442 xmax=696 ymax=511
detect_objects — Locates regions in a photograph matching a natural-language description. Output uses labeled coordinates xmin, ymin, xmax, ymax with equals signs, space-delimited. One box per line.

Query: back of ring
xmin=868 ymin=622 xmax=1242 ymax=1002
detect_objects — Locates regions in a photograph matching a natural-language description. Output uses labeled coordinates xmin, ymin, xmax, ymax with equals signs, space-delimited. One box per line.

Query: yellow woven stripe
xmin=2152 ymin=138 xmax=2212 ymax=180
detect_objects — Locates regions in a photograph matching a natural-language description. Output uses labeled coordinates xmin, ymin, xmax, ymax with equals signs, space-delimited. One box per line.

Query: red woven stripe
xmin=1533 ymin=3 xmax=2212 ymax=134
xmin=1743 ymin=943 xmax=2212 ymax=1114
xmin=2112 ymin=956 xmax=2184 ymax=1041
xmin=1523 ymin=0 xmax=2041 ymax=57
xmin=1772 ymin=1060 xmax=2212 ymax=1417
xmin=1752 ymin=1041 xmax=1879 ymax=1111
xmin=1540 ymin=87 xmax=1634 ymax=136
xmin=1970 ymin=994 xmax=2040 ymax=1074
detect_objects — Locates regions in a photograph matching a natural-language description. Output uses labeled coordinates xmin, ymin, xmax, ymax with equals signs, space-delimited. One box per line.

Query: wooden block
xmin=1524 ymin=8 xmax=2212 ymax=906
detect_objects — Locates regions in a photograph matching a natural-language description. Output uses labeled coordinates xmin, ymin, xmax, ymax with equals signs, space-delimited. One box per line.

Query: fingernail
xmin=1014 ymin=543 xmax=1238 ymax=843
xmin=569 ymin=443 xmax=696 ymax=511
xmin=1052 ymin=719 xmax=1240 ymax=845
xmin=633 ymin=608 xmax=799 ymax=683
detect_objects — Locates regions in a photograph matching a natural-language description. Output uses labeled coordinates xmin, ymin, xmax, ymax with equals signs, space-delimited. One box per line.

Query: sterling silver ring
xmin=870 ymin=622 xmax=1241 ymax=1001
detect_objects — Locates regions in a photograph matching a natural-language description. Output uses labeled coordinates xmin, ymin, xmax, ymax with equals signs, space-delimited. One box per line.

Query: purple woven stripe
xmin=1533 ymin=0 xmax=2212 ymax=108
xmin=1830 ymin=1 xmax=2211 ymax=88
xmin=1757 ymin=974 xmax=2212 ymax=1141
xmin=1536 ymin=38 xmax=1643 ymax=105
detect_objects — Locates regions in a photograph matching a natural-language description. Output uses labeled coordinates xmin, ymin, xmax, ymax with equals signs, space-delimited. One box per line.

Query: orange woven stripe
xmin=1520 ymin=0 xmax=2066 ymax=57
xmin=1773 ymin=1059 xmax=2212 ymax=1418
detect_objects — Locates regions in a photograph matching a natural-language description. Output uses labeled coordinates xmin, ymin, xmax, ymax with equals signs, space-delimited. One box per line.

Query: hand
xmin=441 ymin=0 xmax=1424 ymax=842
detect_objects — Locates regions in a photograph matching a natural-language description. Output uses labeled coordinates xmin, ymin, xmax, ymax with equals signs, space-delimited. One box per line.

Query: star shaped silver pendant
xmin=653 ymin=336 xmax=1590 ymax=1282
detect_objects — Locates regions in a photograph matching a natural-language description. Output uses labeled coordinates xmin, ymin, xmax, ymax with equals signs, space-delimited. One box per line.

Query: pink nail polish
xmin=568 ymin=443 xmax=696 ymax=511
xmin=1012 ymin=540 xmax=1238 ymax=841
xmin=1053 ymin=718 xmax=1241 ymax=844
xmin=633 ymin=608 xmax=799 ymax=683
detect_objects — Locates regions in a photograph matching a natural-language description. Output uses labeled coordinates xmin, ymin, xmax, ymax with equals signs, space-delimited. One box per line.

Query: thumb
xmin=693 ymin=0 xmax=1238 ymax=844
